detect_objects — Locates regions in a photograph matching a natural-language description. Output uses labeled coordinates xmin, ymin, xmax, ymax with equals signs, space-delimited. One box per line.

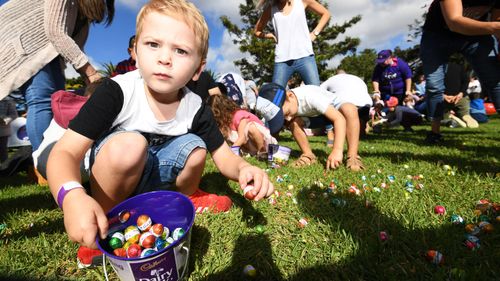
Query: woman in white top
xmin=0 ymin=0 xmax=114 ymax=151
xmin=254 ymin=0 xmax=330 ymax=88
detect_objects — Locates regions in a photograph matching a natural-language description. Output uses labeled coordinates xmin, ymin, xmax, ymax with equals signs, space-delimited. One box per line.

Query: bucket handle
xmin=103 ymin=254 xmax=110 ymax=281
xmin=178 ymin=246 xmax=190 ymax=280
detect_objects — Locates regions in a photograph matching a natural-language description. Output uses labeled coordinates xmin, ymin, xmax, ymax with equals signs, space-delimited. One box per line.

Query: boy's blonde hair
xmin=135 ymin=0 xmax=209 ymax=59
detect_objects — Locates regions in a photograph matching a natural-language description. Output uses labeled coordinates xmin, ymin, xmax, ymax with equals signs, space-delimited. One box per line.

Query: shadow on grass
xmin=199 ymin=233 xmax=284 ymax=281
xmin=287 ymin=187 xmax=500 ymax=280
xmin=200 ymin=172 xmax=268 ymax=228
xmin=197 ymin=186 xmax=499 ymax=280
xmin=0 ymin=192 xmax=56 ymax=220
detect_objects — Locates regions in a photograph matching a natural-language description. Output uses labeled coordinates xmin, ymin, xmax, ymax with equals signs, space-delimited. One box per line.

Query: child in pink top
xmin=210 ymin=95 xmax=277 ymax=157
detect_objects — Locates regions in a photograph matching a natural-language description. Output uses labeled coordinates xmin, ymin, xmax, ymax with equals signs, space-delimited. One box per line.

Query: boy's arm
xmin=233 ymin=118 xmax=249 ymax=147
xmin=211 ymin=143 xmax=274 ymax=201
xmin=323 ymin=106 xmax=346 ymax=170
xmin=47 ymin=129 xmax=108 ymax=248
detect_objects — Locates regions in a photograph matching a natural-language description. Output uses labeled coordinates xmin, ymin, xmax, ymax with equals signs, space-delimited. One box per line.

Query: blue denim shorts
xmin=91 ymin=130 xmax=206 ymax=195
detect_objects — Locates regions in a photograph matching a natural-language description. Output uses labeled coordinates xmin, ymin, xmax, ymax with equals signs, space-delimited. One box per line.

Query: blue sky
xmin=1 ymin=0 xmax=431 ymax=78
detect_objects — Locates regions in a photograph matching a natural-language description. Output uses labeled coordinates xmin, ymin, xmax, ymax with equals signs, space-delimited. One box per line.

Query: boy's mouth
xmin=154 ymin=73 xmax=172 ymax=80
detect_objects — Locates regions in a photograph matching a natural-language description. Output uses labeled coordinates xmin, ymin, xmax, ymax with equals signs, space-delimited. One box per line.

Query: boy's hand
xmin=326 ymin=148 xmax=343 ymax=170
xmin=238 ymin=165 xmax=274 ymax=201
xmin=63 ymin=192 xmax=108 ymax=249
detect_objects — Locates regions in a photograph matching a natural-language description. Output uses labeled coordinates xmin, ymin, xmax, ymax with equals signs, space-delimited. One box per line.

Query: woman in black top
xmin=420 ymin=0 xmax=500 ymax=144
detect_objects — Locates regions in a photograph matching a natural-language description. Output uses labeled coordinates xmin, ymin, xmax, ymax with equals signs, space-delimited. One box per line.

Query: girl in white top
xmin=254 ymin=0 xmax=330 ymax=87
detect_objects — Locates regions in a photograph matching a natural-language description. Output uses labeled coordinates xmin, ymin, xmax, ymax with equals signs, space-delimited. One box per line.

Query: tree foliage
xmin=99 ymin=61 xmax=116 ymax=78
xmin=220 ymin=0 xmax=361 ymax=84
xmin=337 ymin=49 xmax=377 ymax=88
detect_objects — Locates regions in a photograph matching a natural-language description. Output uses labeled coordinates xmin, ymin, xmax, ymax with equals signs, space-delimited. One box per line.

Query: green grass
xmin=1 ymin=116 xmax=499 ymax=280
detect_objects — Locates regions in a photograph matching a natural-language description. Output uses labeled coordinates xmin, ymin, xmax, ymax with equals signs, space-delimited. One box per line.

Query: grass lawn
xmin=1 ymin=116 xmax=499 ymax=281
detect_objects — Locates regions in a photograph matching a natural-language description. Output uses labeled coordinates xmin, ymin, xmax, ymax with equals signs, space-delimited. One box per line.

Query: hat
xmin=376 ymin=50 xmax=392 ymax=64
xmin=258 ymin=83 xmax=286 ymax=108
xmin=267 ymin=108 xmax=285 ymax=135
xmin=385 ymin=96 xmax=398 ymax=107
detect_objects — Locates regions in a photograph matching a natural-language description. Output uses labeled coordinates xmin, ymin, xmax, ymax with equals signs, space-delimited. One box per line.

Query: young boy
xmin=46 ymin=0 xmax=274 ymax=268
xmin=384 ymin=96 xmax=422 ymax=132
xmin=259 ymin=83 xmax=364 ymax=171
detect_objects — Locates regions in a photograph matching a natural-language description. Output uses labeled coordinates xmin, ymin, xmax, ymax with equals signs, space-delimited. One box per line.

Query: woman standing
xmin=254 ymin=0 xmax=330 ymax=87
xmin=0 ymin=0 xmax=115 ymax=151
xmin=420 ymin=0 xmax=500 ymax=144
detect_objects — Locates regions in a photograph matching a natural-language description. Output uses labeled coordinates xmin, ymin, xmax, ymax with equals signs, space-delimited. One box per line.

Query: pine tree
xmin=220 ymin=0 xmax=361 ymax=84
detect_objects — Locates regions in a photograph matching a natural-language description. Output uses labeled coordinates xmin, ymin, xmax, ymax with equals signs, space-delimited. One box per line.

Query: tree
xmin=220 ymin=0 xmax=361 ymax=84
xmin=98 ymin=61 xmax=116 ymax=77
xmin=337 ymin=49 xmax=377 ymax=88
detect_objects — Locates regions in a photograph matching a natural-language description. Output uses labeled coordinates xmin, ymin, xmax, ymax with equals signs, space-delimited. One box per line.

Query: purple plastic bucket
xmin=97 ymin=191 xmax=195 ymax=281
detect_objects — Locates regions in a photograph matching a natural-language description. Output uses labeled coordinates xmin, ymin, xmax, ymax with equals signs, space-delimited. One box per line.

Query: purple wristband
xmin=57 ymin=181 xmax=84 ymax=209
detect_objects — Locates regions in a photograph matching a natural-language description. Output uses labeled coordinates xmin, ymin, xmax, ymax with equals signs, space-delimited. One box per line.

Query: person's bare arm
xmin=304 ymin=0 xmax=331 ymax=41
xmin=47 ymin=129 xmax=108 ymax=249
xmin=441 ymin=0 xmax=500 ymax=37
xmin=254 ymin=6 xmax=277 ymax=42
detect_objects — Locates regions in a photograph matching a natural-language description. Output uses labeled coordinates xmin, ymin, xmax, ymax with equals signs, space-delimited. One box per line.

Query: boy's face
xmin=135 ymin=12 xmax=205 ymax=99
xmin=282 ymin=91 xmax=298 ymax=121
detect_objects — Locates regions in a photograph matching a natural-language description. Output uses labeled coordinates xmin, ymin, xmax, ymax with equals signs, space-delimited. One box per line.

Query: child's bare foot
xmin=346 ymin=155 xmax=364 ymax=172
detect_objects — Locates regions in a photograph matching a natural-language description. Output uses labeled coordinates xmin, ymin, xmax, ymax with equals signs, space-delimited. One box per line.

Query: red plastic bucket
xmin=484 ymin=102 xmax=497 ymax=115
xmin=97 ymin=191 xmax=195 ymax=281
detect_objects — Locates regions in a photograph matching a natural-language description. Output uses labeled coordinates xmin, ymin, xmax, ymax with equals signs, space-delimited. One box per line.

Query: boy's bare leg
xmin=326 ymin=129 xmax=334 ymax=147
xmin=339 ymin=103 xmax=360 ymax=158
xmin=289 ymin=117 xmax=315 ymax=157
xmin=175 ymin=147 xmax=206 ymax=196
xmin=90 ymin=133 xmax=148 ymax=212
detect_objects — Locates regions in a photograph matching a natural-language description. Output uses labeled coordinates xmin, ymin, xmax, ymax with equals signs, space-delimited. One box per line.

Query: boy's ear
xmin=191 ymin=60 xmax=206 ymax=82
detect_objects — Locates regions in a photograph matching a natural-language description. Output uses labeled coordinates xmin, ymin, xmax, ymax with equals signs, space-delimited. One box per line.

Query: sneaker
xmin=449 ymin=115 xmax=467 ymax=128
xmin=188 ymin=188 xmax=232 ymax=214
xmin=447 ymin=119 xmax=460 ymax=128
xmin=77 ymin=246 xmax=103 ymax=268
xmin=425 ymin=131 xmax=443 ymax=145
xmin=462 ymin=115 xmax=479 ymax=128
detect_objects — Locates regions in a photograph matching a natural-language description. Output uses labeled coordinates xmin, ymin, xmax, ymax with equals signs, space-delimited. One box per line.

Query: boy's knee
xmin=102 ymin=133 xmax=148 ymax=169
xmin=185 ymin=147 xmax=207 ymax=168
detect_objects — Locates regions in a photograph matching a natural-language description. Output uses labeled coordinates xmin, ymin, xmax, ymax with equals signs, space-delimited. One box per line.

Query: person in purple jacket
xmin=371 ymin=49 xmax=413 ymax=105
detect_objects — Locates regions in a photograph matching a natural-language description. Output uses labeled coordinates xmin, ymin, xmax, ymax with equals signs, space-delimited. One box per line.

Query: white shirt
xmin=291 ymin=85 xmax=344 ymax=117
xmin=320 ymin=74 xmax=373 ymax=108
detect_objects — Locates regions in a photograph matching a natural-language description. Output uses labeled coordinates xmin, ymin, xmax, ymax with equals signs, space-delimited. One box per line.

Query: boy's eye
xmin=174 ymin=48 xmax=188 ymax=55
xmin=147 ymin=42 xmax=159 ymax=48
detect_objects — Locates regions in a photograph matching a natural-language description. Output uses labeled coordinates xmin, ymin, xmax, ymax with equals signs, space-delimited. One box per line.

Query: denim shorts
xmin=91 ymin=130 xmax=206 ymax=195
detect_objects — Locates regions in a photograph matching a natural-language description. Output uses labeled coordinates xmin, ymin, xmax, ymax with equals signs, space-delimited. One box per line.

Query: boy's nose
xmin=158 ymin=49 xmax=172 ymax=66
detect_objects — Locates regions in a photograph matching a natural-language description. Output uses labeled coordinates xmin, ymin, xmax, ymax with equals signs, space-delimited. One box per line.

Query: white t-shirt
xmin=291 ymin=85 xmax=345 ymax=117
xmin=320 ymin=74 xmax=372 ymax=108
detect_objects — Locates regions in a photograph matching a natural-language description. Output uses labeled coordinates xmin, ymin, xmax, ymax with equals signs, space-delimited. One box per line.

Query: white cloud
xmin=330 ymin=0 xmax=431 ymax=51
xmin=207 ymin=30 xmax=247 ymax=76
xmin=117 ymin=0 xmax=147 ymax=11
xmin=203 ymin=0 xmax=431 ymax=73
